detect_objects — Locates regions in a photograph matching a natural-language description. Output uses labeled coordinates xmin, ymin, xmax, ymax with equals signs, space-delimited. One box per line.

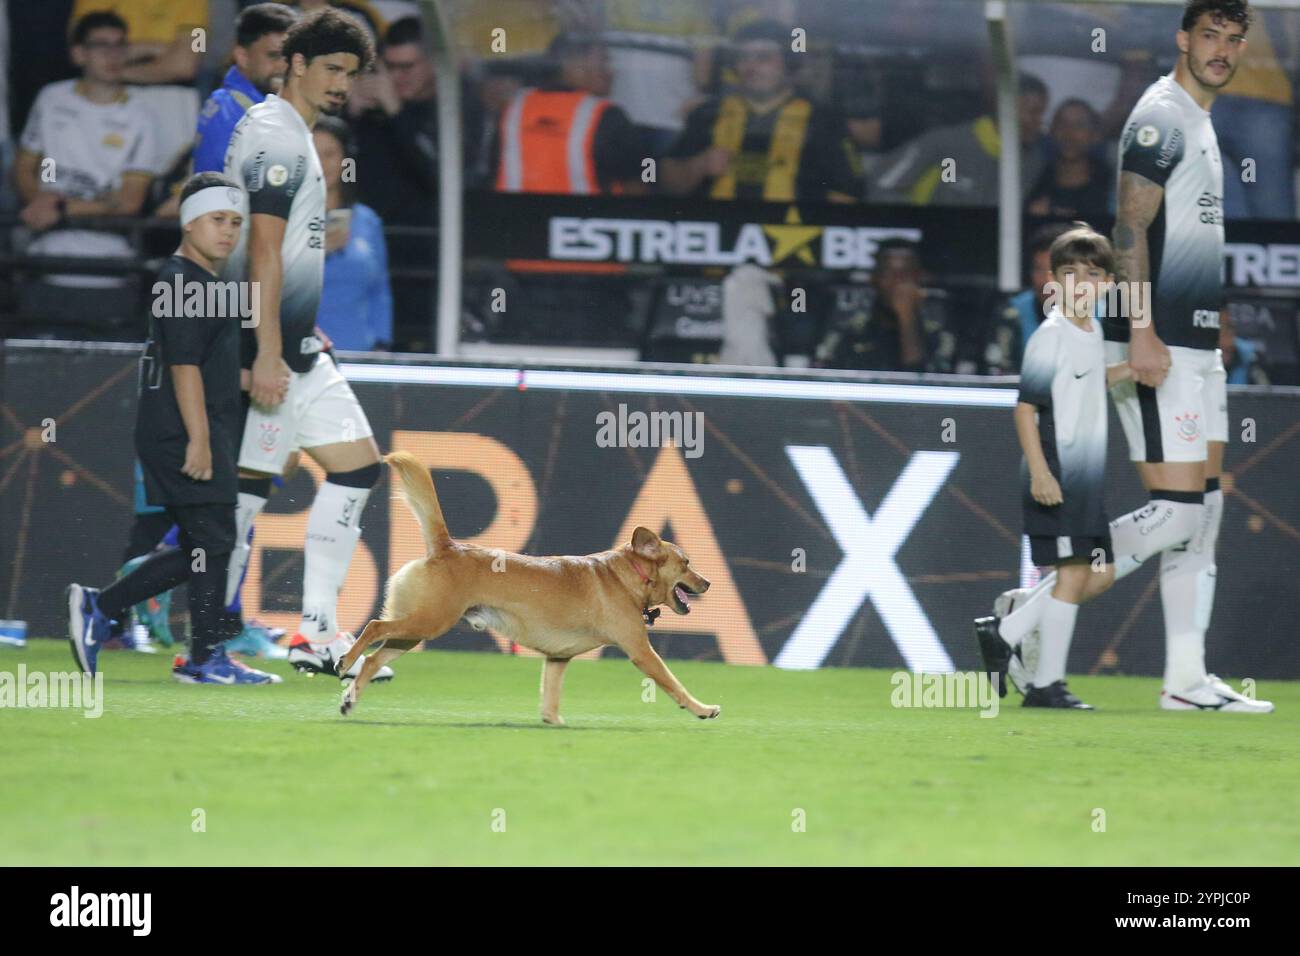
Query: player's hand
xmin=1129 ymin=332 xmax=1171 ymax=388
xmin=325 ymin=217 xmax=350 ymax=253
xmin=251 ymin=352 xmax=291 ymax=408
xmin=182 ymin=439 xmax=213 ymax=481
xmin=1030 ymin=471 xmax=1063 ymax=507
xmin=20 ymin=192 xmax=62 ymax=232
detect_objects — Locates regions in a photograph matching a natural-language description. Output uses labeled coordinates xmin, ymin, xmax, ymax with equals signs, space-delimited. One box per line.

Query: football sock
xmin=1161 ymin=542 xmax=1208 ymax=692
xmin=298 ymin=464 xmax=378 ymax=640
xmin=1034 ymin=596 xmax=1078 ymax=688
xmin=1016 ymin=491 xmax=1204 ymax=639
xmin=998 ymin=575 xmax=1055 ymax=646
xmin=1159 ymin=480 xmax=1222 ymax=692
xmin=1109 ymin=490 xmax=1203 ymax=567
xmin=226 ymin=478 xmax=271 ymax=608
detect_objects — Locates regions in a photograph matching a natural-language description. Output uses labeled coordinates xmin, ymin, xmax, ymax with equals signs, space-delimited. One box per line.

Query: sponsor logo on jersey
xmin=1198 ymin=191 xmax=1223 ymax=224
xmin=1192 ymin=309 xmax=1220 ymax=329
xmin=1176 ymin=412 xmax=1201 ymax=441
xmin=1157 ymin=128 xmax=1183 ymax=168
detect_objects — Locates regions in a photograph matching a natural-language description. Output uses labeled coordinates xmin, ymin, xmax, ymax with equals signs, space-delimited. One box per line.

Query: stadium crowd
xmin=1 ymin=0 xmax=1297 ymax=377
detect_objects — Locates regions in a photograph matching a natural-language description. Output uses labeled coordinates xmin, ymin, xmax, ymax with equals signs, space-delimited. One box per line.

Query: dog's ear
xmin=631 ymin=526 xmax=661 ymax=557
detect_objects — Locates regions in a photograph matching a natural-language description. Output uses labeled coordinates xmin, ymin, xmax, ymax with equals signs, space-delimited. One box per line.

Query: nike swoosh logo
xmin=1074 ymin=371 xmax=1090 ymax=379
xmin=1171 ymin=693 xmax=1232 ymax=710
xmin=208 ymin=673 xmax=237 ymax=684
xmin=84 ymin=633 xmax=97 ymax=646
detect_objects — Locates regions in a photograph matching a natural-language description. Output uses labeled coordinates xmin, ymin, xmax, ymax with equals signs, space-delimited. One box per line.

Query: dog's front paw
xmin=340 ymin=686 xmax=355 ymax=717
xmin=697 ymin=704 xmax=720 ymax=720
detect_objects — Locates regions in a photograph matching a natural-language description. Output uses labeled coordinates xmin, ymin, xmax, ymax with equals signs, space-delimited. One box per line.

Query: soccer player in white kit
xmin=989 ymin=1 xmax=1272 ymax=712
xmin=223 ymin=8 xmax=389 ymax=679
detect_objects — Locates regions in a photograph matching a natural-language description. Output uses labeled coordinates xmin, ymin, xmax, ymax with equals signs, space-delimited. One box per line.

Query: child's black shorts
xmin=1030 ymin=532 xmax=1113 ymax=568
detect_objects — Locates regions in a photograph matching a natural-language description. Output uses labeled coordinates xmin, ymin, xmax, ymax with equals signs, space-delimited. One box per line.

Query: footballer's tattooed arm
xmin=1114 ymin=170 xmax=1168 ymax=387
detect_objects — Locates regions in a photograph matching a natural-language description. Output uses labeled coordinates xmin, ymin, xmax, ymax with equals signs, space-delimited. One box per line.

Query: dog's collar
xmin=627 ymin=554 xmax=653 ymax=584
xmin=626 ymin=555 xmax=660 ymax=627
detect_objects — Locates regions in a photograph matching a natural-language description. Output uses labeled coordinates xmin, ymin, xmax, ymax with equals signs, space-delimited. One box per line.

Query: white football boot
xmin=1161 ymin=674 xmax=1274 ymax=713
xmin=288 ymin=631 xmax=394 ymax=682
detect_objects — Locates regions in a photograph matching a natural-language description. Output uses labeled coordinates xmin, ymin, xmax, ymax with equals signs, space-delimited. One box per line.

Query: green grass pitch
xmin=3 ymin=640 xmax=1298 ymax=865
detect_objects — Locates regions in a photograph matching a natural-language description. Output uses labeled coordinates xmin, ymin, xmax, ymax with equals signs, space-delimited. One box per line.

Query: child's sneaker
xmin=1023 ymin=680 xmax=1094 ymax=710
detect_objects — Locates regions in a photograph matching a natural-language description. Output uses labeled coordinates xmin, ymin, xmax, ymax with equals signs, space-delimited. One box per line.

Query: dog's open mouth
xmin=671 ymin=583 xmax=698 ymax=614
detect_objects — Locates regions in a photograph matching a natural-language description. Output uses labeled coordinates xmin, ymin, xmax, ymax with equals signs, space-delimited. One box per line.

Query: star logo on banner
xmin=763 ymin=207 xmax=821 ymax=266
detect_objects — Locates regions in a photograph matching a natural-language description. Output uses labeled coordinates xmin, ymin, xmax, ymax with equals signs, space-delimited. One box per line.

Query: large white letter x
xmin=775 ymin=446 xmax=959 ymax=672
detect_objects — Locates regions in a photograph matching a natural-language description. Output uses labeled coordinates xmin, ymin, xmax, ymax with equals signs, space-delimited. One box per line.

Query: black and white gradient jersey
xmin=1018 ymin=312 xmax=1109 ymax=539
xmin=223 ymin=94 xmax=326 ymax=373
xmin=1109 ymin=73 xmax=1224 ymax=351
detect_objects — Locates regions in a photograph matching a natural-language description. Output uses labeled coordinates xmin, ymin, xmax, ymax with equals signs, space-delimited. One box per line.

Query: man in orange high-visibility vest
xmin=493 ymin=33 xmax=644 ymax=195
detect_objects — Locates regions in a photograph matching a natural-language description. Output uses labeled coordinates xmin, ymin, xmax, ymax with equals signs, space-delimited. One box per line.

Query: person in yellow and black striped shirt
xmin=660 ymin=19 xmax=859 ymax=203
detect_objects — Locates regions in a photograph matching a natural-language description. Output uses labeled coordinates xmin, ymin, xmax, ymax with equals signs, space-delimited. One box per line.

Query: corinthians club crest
xmin=1175 ymin=411 xmax=1201 ymax=442
xmin=258 ymin=421 xmax=282 ymax=453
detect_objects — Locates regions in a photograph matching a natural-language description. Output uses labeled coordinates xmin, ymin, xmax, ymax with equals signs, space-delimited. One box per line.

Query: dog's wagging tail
xmin=334 ymin=452 xmax=721 ymax=724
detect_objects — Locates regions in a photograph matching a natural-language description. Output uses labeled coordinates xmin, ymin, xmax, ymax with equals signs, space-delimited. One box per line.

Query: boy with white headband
xmin=68 ymin=172 xmax=281 ymax=685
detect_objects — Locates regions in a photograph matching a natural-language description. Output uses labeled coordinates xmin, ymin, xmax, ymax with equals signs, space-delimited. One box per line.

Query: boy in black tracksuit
xmin=67 ymin=172 xmax=281 ymax=684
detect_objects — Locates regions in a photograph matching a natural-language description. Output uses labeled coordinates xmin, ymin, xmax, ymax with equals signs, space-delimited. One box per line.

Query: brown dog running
xmin=336 ymin=452 xmax=719 ymax=725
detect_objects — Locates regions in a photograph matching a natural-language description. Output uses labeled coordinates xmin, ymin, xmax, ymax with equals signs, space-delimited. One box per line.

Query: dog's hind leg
xmin=341 ymin=639 xmax=420 ymax=716
xmin=337 ymin=617 xmax=388 ymax=678
xmin=539 ymin=657 xmax=571 ymax=726
xmin=339 ymin=610 xmax=461 ymax=716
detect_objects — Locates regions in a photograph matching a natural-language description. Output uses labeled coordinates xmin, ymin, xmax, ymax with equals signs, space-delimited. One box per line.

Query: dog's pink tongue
xmin=674 ymin=585 xmax=689 ymax=605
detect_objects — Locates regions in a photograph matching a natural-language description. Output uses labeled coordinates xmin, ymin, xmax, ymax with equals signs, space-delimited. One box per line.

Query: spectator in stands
xmin=873 ymin=72 xmax=1048 ymax=207
xmin=1212 ymin=12 xmax=1296 ymax=219
xmin=602 ymin=0 xmax=715 ymax=157
xmin=68 ymin=0 xmax=208 ymax=181
xmin=352 ymin=17 xmax=439 ymax=218
xmin=1026 ymin=99 xmax=1112 ymax=219
xmin=983 ymin=222 xmax=1071 ymax=376
xmin=465 ymin=62 xmax=522 ymax=190
xmin=813 ymin=239 xmax=955 ymax=373
xmin=313 ymin=115 xmax=392 ymax=351
xmin=194 ymin=4 xmax=298 ymax=173
xmin=13 ymin=11 xmax=157 ymax=333
xmin=661 ymin=19 xmax=859 ymax=203
xmin=350 ymin=15 xmax=473 ymax=347
xmin=490 ymin=33 xmax=644 ymax=195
